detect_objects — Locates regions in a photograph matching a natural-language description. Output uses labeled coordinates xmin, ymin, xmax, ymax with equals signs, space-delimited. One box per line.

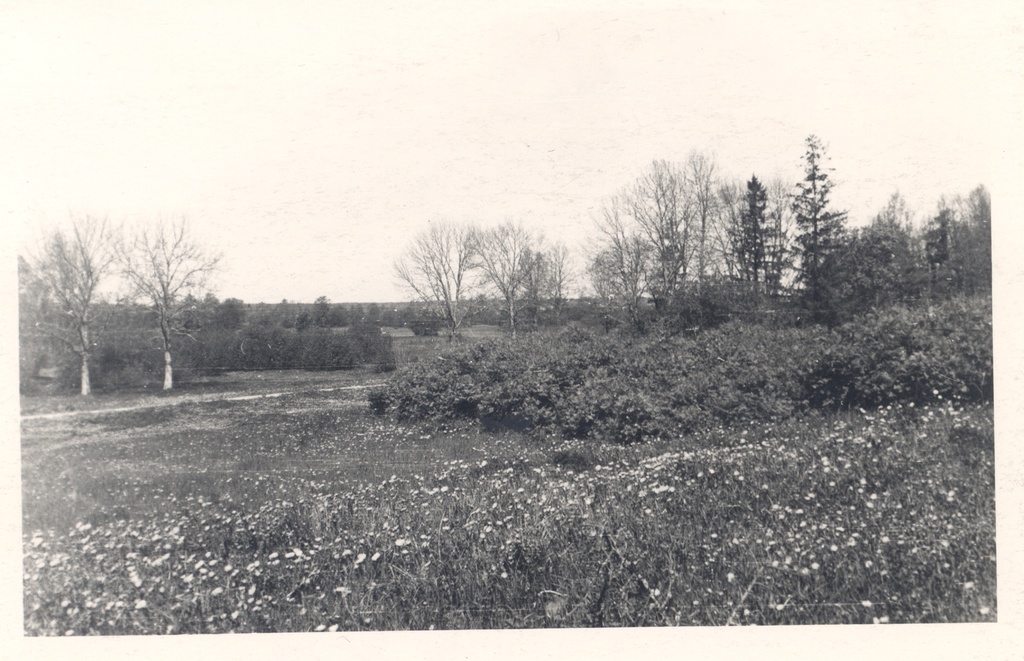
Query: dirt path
xmin=20 ymin=383 xmax=382 ymax=422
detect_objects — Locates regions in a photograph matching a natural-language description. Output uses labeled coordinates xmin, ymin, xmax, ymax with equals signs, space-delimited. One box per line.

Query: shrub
xmin=803 ymin=296 xmax=992 ymax=409
xmin=369 ymin=324 xmax=824 ymax=443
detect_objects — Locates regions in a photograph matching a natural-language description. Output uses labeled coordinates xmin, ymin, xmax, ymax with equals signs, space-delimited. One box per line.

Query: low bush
xmin=369 ymin=324 xmax=824 ymax=443
xmin=804 ymin=296 xmax=992 ymax=409
xmin=368 ymin=297 xmax=992 ymax=444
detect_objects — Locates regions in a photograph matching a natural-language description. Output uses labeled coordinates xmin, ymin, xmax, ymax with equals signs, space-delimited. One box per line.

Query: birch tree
xmin=119 ymin=218 xmax=220 ymax=390
xmin=29 ymin=216 xmax=115 ymax=395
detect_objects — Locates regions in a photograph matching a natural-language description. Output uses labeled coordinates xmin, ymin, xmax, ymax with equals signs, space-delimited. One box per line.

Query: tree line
xmin=396 ymin=135 xmax=991 ymax=336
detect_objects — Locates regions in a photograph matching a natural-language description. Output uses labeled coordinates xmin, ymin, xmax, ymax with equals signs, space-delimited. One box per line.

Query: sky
xmin=2 ymin=0 xmax=1019 ymax=303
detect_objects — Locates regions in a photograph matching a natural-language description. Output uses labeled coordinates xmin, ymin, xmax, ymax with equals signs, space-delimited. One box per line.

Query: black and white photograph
xmin=4 ymin=0 xmax=1022 ymax=658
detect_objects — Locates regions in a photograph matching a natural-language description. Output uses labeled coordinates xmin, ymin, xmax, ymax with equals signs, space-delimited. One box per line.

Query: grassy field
xmin=388 ymin=324 xmax=507 ymax=368
xmin=21 ymin=369 xmax=995 ymax=634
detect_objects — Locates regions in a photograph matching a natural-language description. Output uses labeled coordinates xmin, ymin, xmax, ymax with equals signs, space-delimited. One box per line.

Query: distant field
xmin=21 ymin=368 xmax=995 ymax=633
xmin=387 ymin=324 xmax=506 ymax=365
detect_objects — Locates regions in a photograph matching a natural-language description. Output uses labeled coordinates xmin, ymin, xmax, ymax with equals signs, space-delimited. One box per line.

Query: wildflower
xmin=979 ymin=607 xmax=991 ymax=615
xmin=861 ymin=600 xmax=873 ymax=608
xmin=211 ymin=587 xmax=224 ymax=596
xmin=134 ymin=599 xmax=147 ymax=610
xmin=727 ymin=573 xmax=735 ymax=583
xmin=371 ymin=552 xmax=381 ymax=561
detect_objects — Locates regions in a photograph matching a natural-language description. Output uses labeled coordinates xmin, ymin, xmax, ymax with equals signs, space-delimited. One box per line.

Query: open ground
xmin=21 ymin=363 xmax=995 ymax=634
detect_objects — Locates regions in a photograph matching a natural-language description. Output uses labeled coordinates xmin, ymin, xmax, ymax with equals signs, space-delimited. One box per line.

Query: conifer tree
xmin=792 ymin=135 xmax=848 ymax=323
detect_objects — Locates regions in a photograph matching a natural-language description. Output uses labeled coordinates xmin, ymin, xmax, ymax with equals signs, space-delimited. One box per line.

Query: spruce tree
xmin=792 ymin=135 xmax=848 ymax=323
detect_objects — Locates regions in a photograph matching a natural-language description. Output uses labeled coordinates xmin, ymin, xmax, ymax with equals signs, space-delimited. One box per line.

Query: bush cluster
xmin=804 ymin=296 xmax=992 ymax=409
xmin=369 ymin=324 xmax=821 ymax=442
xmin=179 ymin=323 xmax=397 ymax=375
xmin=368 ymin=297 xmax=992 ymax=443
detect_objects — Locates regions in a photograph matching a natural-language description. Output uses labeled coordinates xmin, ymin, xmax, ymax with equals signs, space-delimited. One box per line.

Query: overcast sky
xmin=3 ymin=0 xmax=1017 ymax=303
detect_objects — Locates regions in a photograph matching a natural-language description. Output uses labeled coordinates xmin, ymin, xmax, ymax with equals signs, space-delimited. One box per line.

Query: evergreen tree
xmin=792 ymin=135 xmax=848 ymax=323
xmin=732 ymin=175 xmax=768 ymax=286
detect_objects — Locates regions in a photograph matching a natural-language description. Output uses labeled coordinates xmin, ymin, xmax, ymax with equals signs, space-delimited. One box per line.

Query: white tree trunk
xmin=80 ymin=352 xmax=91 ymax=396
xmin=79 ymin=324 xmax=91 ymax=396
xmin=163 ymin=350 xmax=173 ymax=390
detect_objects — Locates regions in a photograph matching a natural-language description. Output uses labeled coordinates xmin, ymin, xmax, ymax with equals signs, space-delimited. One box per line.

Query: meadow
xmin=21 ymin=364 xmax=995 ymax=634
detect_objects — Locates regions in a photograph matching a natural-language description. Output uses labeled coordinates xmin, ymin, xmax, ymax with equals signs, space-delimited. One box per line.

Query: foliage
xmin=369 ymin=324 xmax=823 ymax=443
xmin=370 ymin=295 xmax=991 ymax=443
xmin=804 ymin=297 xmax=992 ymax=409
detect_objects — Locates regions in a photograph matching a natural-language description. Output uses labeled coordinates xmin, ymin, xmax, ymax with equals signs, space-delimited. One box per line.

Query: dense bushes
xmin=369 ymin=323 xmax=824 ymax=442
xmin=177 ymin=323 xmax=397 ymax=375
xmin=368 ymin=297 xmax=992 ymax=443
xmin=804 ymin=296 xmax=992 ymax=409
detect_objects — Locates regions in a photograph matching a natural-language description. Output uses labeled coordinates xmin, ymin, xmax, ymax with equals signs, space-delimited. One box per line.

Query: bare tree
xmin=625 ymin=160 xmax=691 ymax=311
xmin=715 ymin=178 xmax=745 ymax=280
xmin=685 ymin=150 xmax=721 ymax=294
xmin=764 ymin=176 xmax=797 ymax=297
xmin=28 ymin=216 xmax=116 ymax=395
xmin=476 ymin=220 xmax=540 ymax=339
xmin=119 ymin=218 xmax=220 ymax=390
xmin=395 ymin=221 xmax=479 ymax=342
xmin=545 ymin=242 xmax=576 ymax=322
xmin=593 ymin=197 xmax=649 ymax=329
